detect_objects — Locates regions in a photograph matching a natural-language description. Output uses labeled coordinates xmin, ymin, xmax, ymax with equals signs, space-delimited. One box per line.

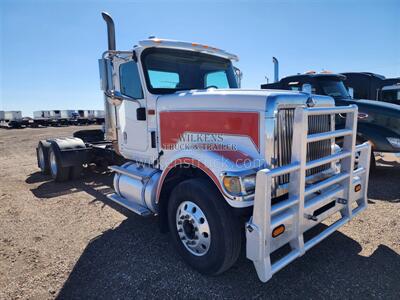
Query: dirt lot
xmin=0 ymin=126 xmax=399 ymax=299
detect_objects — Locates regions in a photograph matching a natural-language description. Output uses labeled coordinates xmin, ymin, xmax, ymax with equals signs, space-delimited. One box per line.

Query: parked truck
xmin=262 ymin=64 xmax=400 ymax=168
xmin=35 ymin=13 xmax=371 ymax=282
xmin=0 ymin=111 xmax=23 ymax=128
xmin=342 ymin=72 xmax=400 ymax=105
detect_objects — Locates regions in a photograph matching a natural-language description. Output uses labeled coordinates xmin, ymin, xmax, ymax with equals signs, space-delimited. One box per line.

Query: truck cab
xmin=101 ymin=40 xmax=240 ymax=164
xmin=341 ymin=72 xmax=400 ymax=105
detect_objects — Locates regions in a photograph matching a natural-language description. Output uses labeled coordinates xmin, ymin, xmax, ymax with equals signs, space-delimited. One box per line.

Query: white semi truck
xmin=35 ymin=12 xmax=371 ymax=282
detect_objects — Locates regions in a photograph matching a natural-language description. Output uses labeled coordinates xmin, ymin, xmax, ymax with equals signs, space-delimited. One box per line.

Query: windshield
xmin=318 ymin=79 xmax=351 ymax=99
xmin=381 ymin=89 xmax=400 ymax=104
xmin=141 ymin=48 xmax=238 ymax=94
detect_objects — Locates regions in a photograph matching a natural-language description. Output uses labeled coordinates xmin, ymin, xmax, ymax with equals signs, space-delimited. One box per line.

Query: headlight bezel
xmin=221 ymin=171 xmax=257 ymax=199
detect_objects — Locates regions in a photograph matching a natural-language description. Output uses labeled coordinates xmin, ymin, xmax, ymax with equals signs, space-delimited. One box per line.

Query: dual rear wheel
xmin=37 ymin=141 xmax=82 ymax=181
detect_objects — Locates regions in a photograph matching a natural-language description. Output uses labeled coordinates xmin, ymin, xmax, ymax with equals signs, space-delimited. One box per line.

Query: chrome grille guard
xmin=246 ymin=105 xmax=371 ymax=282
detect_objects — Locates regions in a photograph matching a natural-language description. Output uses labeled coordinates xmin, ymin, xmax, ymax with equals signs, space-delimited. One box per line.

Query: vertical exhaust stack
xmin=100 ymin=12 xmax=118 ymax=147
xmin=273 ymin=57 xmax=279 ymax=83
xmin=102 ymin=12 xmax=116 ymax=51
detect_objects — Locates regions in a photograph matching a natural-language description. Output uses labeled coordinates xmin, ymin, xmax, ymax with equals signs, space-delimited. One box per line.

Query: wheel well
xmin=158 ymin=164 xmax=220 ymax=233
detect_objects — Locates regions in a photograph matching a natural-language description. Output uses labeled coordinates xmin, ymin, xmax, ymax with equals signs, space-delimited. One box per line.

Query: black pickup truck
xmin=261 ymin=72 xmax=400 ymax=168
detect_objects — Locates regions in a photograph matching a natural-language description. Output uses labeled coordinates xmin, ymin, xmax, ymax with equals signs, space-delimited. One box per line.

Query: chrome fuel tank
xmin=113 ymin=162 xmax=161 ymax=213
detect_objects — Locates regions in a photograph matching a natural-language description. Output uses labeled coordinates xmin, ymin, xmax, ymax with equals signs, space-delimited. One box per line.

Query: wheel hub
xmin=176 ymin=201 xmax=211 ymax=256
xmin=49 ymin=150 xmax=57 ymax=176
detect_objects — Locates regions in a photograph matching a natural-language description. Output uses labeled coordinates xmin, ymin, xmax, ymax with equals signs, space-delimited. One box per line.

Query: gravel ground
xmin=0 ymin=126 xmax=399 ymax=300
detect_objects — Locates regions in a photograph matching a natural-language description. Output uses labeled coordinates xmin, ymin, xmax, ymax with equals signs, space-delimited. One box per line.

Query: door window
xmin=119 ymin=61 xmax=144 ymax=99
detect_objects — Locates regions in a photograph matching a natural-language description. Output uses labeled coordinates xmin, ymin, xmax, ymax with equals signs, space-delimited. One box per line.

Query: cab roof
xmin=137 ymin=38 xmax=239 ymax=61
xmin=281 ymin=73 xmax=346 ymax=82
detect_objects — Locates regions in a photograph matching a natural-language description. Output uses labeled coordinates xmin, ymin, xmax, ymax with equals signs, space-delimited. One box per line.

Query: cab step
xmin=107 ymin=193 xmax=152 ymax=216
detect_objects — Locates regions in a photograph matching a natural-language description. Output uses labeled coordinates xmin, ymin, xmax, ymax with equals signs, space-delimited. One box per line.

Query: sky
xmin=1 ymin=0 xmax=399 ymax=116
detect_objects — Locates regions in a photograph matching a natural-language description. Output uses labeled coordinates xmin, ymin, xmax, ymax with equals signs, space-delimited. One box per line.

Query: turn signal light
xmin=223 ymin=176 xmax=241 ymax=195
xmin=355 ymin=184 xmax=362 ymax=192
xmin=272 ymin=224 xmax=285 ymax=238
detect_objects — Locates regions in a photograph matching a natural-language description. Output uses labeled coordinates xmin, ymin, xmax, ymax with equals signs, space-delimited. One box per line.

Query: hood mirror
xmin=234 ymin=67 xmax=242 ymax=88
xmin=302 ymin=83 xmax=312 ymax=94
xmin=347 ymin=87 xmax=354 ymax=98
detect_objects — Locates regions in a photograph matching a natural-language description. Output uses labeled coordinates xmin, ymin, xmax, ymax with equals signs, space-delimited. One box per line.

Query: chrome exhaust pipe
xmin=273 ymin=57 xmax=279 ymax=82
xmin=102 ymin=12 xmax=116 ymax=51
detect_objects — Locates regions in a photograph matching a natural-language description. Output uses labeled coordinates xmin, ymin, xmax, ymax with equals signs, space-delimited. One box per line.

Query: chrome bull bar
xmin=246 ymin=105 xmax=371 ymax=282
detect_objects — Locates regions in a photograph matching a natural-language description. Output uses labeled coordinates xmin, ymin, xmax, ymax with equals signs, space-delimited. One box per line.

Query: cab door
xmin=117 ymin=60 xmax=149 ymax=155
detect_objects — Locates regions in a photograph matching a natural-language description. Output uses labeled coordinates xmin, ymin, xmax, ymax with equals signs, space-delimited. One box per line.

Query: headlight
xmin=387 ymin=137 xmax=400 ymax=149
xmin=242 ymin=175 xmax=256 ymax=193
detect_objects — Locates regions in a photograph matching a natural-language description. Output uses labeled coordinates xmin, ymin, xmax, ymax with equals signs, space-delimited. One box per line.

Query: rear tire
xmin=37 ymin=141 xmax=51 ymax=174
xmin=167 ymin=178 xmax=241 ymax=276
xmin=48 ymin=145 xmax=70 ymax=182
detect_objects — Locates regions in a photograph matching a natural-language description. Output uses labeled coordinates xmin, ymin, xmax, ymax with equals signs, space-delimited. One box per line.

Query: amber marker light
xmin=272 ymin=224 xmax=285 ymax=238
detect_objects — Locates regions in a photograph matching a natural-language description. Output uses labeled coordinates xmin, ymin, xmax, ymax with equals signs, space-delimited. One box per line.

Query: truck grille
xmin=274 ymin=108 xmax=332 ymax=185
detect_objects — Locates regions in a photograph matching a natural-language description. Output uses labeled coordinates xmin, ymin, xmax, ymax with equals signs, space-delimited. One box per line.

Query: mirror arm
xmin=104 ymin=90 xmax=142 ymax=108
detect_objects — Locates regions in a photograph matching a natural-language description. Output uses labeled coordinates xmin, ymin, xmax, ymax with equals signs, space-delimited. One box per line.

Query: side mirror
xmin=105 ymin=90 xmax=146 ymax=121
xmin=99 ymin=58 xmax=113 ymax=91
xmin=234 ymin=67 xmax=243 ymax=88
xmin=302 ymin=83 xmax=312 ymax=94
xmin=348 ymin=87 xmax=354 ymax=98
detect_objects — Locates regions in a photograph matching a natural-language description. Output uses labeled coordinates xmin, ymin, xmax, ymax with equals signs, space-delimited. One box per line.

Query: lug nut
xmin=181 ymin=236 xmax=186 ymax=240
xmin=178 ymin=228 xmax=183 ymax=232
xmin=178 ymin=221 xmax=182 ymax=225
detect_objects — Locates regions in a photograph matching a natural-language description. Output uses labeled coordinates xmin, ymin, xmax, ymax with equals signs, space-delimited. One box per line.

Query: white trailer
xmin=93 ymin=110 xmax=105 ymax=124
xmin=0 ymin=111 xmax=23 ymax=128
xmin=75 ymin=110 xmax=96 ymax=124
xmin=32 ymin=110 xmax=51 ymax=127
xmin=33 ymin=110 xmax=51 ymax=119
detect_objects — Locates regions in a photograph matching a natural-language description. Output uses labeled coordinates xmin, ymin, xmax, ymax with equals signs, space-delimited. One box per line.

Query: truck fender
xmin=157 ymin=150 xmax=262 ymax=201
xmin=357 ymin=122 xmax=400 ymax=152
xmin=155 ymin=150 xmax=262 ymax=233
xmin=47 ymin=137 xmax=90 ymax=168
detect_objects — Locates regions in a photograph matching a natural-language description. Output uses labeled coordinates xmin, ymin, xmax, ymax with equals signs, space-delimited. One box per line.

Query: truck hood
xmin=335 ymin=98 xmax=400 ymax=137
xmin=156 ymin=89 xmax=334 ymax=116
xmin=336 ymin=98 xmax=400 ymax=118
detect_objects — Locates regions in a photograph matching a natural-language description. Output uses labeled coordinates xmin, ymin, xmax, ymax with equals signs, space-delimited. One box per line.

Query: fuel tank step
xmin=107 ymin=193 xmax=152 ymax=216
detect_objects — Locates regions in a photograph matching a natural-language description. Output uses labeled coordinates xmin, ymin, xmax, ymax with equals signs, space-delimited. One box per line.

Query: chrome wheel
xmin=38 ymin=146 xmax=45 ymax=170
xmin=176 ymin=201 xmax=211 ymax=256
xmin=49 ymin=149 xmax=57 ymax=176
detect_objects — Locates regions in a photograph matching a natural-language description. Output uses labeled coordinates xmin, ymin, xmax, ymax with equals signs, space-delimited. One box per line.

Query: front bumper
xmin=245 ymin=105 xmax=371 ymax=282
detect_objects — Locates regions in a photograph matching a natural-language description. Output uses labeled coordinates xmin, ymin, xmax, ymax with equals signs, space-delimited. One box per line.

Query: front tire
xmin=167 ymin=178 xmax=241 ymax=276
